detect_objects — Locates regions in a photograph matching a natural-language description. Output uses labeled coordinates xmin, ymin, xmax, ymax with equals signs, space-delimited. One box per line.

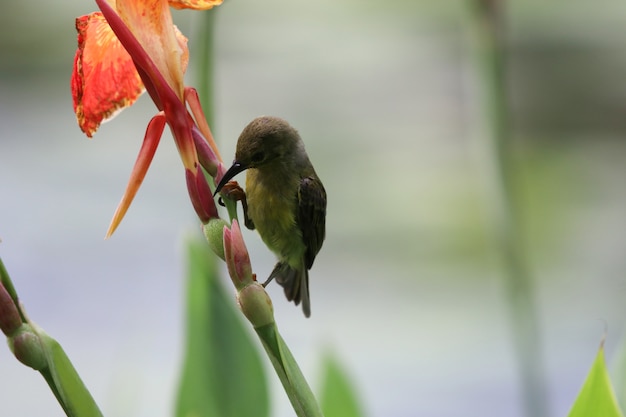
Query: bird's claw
xmin=261 ymin=276 xmax=274 ymax=288
xmin=219 ymin=181 xmax=246 ymax=202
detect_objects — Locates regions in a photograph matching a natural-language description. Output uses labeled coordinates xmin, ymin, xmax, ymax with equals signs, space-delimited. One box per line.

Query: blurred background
xmin=2 ymin=0 xmax=626 ymax=416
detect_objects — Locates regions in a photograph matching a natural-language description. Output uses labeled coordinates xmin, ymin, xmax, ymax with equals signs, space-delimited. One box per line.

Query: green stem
xmin=255 ymin=323 xmax=324 ymax=417
xmin=468 ymin=1 xmax=548 ymax=416
xmin=40 ymin=369 xmax=72 ymax=416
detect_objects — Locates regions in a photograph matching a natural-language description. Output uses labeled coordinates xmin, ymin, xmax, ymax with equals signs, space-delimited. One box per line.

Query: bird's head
xmin=214 ymin=116 xmax=302 ymax=194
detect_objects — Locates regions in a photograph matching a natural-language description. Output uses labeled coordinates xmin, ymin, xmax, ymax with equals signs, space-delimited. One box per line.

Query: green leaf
xmin=175 ymin=238 xmax=269 ymax=417
xmin=568 ymin=342 xmax=624 ymax=417
xmin=255 ymin=323 xmax=323 ymax=417
xmin=320 ymin=352 xmax=364 ymax=417
xmin=38 ymin=332 xmax=103 ymax=417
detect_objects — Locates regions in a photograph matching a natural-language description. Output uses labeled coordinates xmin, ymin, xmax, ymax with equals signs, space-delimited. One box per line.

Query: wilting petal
xmin=168 ymin=0 xmax=223 ymax=10
xmin=175 ymin=27 xmax=189 ymax=77
xmin=115 ymin=0 xmax=187 ymax=100
xmin=185 ymin=87 xmax=222 ymax=164
xmin=72 ymin=12 xmax=144 ymax=137
xmin=191 ymin=126 xmax=218 ymax=176
xmin=106 ymin=113 xmax=166 ymax=238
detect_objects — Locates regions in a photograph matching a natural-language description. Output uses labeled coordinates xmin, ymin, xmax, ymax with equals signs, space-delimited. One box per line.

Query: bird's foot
xmin=216 ymin=181 xmax=245 ymax=206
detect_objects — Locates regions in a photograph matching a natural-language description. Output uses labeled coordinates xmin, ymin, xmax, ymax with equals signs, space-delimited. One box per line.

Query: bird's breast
xmin=245 ymin=168 xmax=304 ymax=263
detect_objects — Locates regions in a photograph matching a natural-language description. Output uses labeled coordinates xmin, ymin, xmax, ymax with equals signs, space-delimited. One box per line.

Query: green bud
xmin=9 ymin=326 xmax=47 ymax=371
xmin=237 ymin=283 xmax=274 ymax=328
xmin=203 ymin=218 xmax=229 ymax=260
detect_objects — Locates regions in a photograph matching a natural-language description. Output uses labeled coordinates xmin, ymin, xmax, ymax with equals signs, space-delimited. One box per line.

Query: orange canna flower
xmin=72 ymin=0 xmax=223 ymax=237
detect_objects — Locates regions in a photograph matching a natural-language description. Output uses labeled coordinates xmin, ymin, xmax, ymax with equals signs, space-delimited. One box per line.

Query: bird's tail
xmin=269 ymin=262 xmax=310 ymax=318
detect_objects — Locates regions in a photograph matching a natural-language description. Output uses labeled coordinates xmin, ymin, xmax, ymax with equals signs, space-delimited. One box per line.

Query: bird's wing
xmin=297 ymin=176 xmax=327 ymax=269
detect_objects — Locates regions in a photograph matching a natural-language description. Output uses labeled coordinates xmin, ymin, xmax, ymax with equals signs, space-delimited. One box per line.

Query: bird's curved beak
xmin=214 ymin=161 xmax=248 ymax=196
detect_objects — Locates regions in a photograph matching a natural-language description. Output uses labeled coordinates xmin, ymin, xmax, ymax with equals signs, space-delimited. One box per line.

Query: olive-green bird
xmin=215 ymin=116 xmax=327 ymax=318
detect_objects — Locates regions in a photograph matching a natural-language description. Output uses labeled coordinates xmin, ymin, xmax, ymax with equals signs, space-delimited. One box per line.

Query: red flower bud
xmin=223 ymin=220 xmax=253 ymax=290
xmin=0 ymin=283 xmax=22 ymax=337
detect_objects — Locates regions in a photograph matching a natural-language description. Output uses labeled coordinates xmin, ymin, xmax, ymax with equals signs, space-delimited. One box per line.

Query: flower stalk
xmin=467 ymin=1 xmax=548 ymax=416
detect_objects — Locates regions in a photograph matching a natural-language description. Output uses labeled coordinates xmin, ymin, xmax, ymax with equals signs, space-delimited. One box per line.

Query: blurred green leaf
xmin=175 ymin=238 xmax=269 ymax=417
xmin=38 ymin=333 xmax=103 ymax=417
xmin=320 ymin=352 xmax=364 ymax=417
xmin=568 ymin=343 xmax=623 ymax=417
xmin=255 ymin=323 xmax=323 ymax=417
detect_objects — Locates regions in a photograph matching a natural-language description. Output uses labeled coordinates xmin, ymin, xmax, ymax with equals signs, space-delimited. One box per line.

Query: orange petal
xmin=185 ymin=87 xmax=222 ymax=162
xmin=106 ymin=113 xmax=166 ymax=238
xmin=168 ymin=0 xmax=223 ymax=10
xmin=174 ymin=25 xmax=189 ymax=75
xmin=72 ymin=12 xmax=144 ymax=137
xmin=116 ymin=0 xmax=187 ymax=100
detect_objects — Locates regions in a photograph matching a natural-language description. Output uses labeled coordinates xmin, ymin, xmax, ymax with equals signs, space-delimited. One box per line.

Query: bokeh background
xmin=2 ymin=0 xmax=626 ymax=416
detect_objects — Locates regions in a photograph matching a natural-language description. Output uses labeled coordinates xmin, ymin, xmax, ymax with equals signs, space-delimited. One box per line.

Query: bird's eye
xmin=251 ymin=151 xmax=265 ymax=163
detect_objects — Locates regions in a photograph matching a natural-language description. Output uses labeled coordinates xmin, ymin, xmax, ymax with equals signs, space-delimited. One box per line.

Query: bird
xmin=214 ymin=116 xmax=326 ymax=317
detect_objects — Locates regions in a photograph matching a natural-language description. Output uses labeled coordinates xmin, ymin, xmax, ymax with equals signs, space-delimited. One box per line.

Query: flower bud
xmin=9 ymin=326 xmax=47 ymax=371
xmin=223 ymin=220 xmax=253 ymax=290
xmin=186 ymin=166 xmax=219 ymax=223
xmin=237 ymin=283 xmax=274 ymax=328
xmin=202 ymin=217 xmax=229 ymax=260
xmin=0 ymin=282 xmax=22 ymax=337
